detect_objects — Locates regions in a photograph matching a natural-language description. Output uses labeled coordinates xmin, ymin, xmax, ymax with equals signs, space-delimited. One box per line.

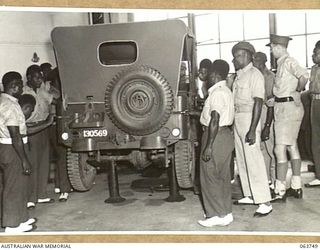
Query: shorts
xmin=274 ymin=102 xmax=304 ymax=145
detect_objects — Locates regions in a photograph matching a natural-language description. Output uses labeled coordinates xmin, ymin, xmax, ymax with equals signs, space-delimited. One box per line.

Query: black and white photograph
xmin=0 ymin=7 xmax=320 ymax=237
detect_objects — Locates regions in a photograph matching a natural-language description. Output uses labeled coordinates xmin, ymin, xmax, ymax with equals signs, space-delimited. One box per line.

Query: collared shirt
xmin=233 ymin=62 xmax=265 ymax=109
xmin=273 ymin=53 xmax=309 ymax=97
xmin=262 ymin=67 xmax=275 ymax=101
xmin=23 ymin=83 xmax=53 ymax=123
xmin=200 ymin=80 xmax=234 ymax=127
xmin=309 ymin=64 xmax=320 ymax=94
xmin=0 ymin=93 xmax=27 ymax=144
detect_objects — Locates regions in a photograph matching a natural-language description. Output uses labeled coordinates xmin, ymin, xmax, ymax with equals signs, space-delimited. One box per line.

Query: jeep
xmin=51 ymin=19 xmax=199 ymax=202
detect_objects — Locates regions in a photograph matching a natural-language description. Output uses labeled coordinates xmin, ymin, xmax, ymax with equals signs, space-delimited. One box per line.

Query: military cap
xmin=266 ymin=34 xmax=292 ymax=48
xmin=210 ymin=59 xmax=229 ymax=79
xmin=253 ymin=52 xmax=267 ymax=63
xmin=232 ymin=41 xmax=256 ymax=56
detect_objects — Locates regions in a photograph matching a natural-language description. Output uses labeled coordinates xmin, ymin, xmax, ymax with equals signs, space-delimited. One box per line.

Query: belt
xmin=274 ymin=96 xmax=294 ymax=103
xmin=311 ymin=93 xmax=320 ymax=100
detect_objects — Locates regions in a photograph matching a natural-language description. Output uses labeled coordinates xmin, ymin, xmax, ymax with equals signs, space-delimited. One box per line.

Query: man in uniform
xmin=232 ymin=42 xmax=272 ymax=217
xmin=266 ymin=34 xmax=309 ymax=201
xmin=253 ymin=52 xmax=276 ymax=190
xmin=0 ymin=71 xmax=36 ymax=232
xmin=305 ymin=40 xmax=320 ymax=188
xmin=197 ymin=60 xmax=234 ymax=227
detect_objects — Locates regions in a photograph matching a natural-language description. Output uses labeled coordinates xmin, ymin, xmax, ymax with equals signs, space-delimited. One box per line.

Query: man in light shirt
xmin=0 ymin=71 xmax=36 ymax=232
xmin=23 ymin=65 xmax=55 ymax=208
xmin=266 ymin=34 xmax=309 ymax=201
xmin=197 ymin=60 xmax=235 ymax=227
xmin=232 ymin=41 xmax=272 ymax=217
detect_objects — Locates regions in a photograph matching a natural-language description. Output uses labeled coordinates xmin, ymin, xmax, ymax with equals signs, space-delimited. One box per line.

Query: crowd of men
xmin=0 ymin=64 xmax=71 ymax=233
xmin=196 ymin=35 xmax=320 ymax=227
xmin=0 ymin=33 xmax=320 ymax=232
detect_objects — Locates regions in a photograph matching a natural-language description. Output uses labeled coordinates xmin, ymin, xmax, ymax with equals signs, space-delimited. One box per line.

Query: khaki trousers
xmin=234 ymin=112 xmax=271 ymax=204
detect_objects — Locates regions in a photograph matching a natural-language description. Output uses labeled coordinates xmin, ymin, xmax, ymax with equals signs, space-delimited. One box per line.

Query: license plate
xmin=83 ymin=129 xmax=108 ymax=138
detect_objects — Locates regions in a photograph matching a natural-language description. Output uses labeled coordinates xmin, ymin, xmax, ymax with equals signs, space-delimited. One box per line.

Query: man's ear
xmin=27 ymin=74 xmax=31 ymax=81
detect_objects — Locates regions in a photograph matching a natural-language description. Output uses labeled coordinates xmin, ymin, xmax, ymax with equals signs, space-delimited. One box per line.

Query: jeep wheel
xmin=105 ymin=65 xmax=174 ymax=136
xmin=174 ymin=140 xmax=195 ymax=188
xmin=67 ymin=149 xmax=96 ymax=191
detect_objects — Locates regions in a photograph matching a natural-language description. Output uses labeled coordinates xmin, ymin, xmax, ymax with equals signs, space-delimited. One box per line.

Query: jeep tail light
xmin=61 ymin=132 xmax=69 ymax=140
xmin=172 ymin=128 xmax=181 ymax=137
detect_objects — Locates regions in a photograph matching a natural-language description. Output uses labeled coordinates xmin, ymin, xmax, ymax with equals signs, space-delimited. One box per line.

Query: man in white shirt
xmin=0 ymin=71 xmax=36 ymax=232
xmin=197 ymin=60 xmax=235 ymax=227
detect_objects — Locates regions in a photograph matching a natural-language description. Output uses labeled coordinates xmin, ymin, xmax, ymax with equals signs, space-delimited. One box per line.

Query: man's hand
xmin=22 ymin=159 xmax=32 ymax=175
xmin=245 ymin=129 xmax=256 ymax=145
xmin=261 ymin=126 xmax=270 ymax=141
xmin=202 ymin=146 xmax=212 ymax=162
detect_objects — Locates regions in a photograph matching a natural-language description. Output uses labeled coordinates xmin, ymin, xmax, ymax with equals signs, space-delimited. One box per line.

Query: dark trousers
xmin=311 ymin=99 xmax=320 ymax=179
xmin=28 ymin=127 xmax=50 ymax=202
xmin=0 ymin=144 xmax=28 ymax=227
xmin=200 ymin=127 xmax=235 ymax=218
xmin=54 ymin=144 xmax=71 ymax=193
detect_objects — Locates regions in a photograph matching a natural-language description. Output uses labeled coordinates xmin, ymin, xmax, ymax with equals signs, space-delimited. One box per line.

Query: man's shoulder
xmin=249 ymin=66 xmax=264 ymax=80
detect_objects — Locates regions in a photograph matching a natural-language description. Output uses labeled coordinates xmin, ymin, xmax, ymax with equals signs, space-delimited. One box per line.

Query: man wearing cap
xmin=232 ymin=41 xmax=272 ymax=217
xmin=197 ymin=60 xmax=234 ymax=227
xmin=266 ymin=34 xmax=309 ymax=202
xmin=253 ymin=52 xmax=276 ymax=190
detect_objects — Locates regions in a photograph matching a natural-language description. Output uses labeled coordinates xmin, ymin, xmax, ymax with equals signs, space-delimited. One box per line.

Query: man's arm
xmin=261 ymin=106 xmax=274 ymax=141
xmin=246 ymin=97 xmax=263 ymax=145
xmin=202 ymin=110 xmax=220 ymax=162
xmin=26 ymin=114 xmax=54 ymax=135
xmin=296 ymin=75 xmax=308 ymax=92
xmin=7 ymin=126 xmax=32 ymax=175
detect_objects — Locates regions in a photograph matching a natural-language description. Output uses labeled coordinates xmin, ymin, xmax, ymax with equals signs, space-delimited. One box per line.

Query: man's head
xmin=312 ymin=40 xmax=320 ymax=65
xmin=253 ymin=52 xmax=268 ymax=72
xmin=2 ymin=71 xmax=23 ymax=98
xmin=232 ymin=41 xmax=255 ymax=70
xmin=26 ymin=64 xmax=43 ymax=89
xmin=208 ymin=60 xmax=229 ymax=87
xmin=198 ymin=59 xmax=212 ymax=82
xmin=40 ymin=62 xmax=52 ymax=81
xmin=18 ymin=94 xmax=36 ymax=119
xmin=266 ymin=34 xmax=292 ymax=59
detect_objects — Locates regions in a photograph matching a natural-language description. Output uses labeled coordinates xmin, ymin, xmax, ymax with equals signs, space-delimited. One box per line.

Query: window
xmin=98 ymin=41 xmax=137 ymax=65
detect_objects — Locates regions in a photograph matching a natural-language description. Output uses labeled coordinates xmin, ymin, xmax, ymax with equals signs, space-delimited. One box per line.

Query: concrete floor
xmin=7 ymin=161 xmax=320 ymax=233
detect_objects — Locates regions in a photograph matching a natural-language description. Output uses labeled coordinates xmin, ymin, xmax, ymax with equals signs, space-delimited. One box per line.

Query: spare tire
xmin=105 ymin=65 xmax=174 ymax=136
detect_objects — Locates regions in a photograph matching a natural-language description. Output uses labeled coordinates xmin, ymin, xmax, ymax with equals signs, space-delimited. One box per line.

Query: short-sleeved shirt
xmin=233 ymin=62 xmax=265 ymax=109
xmin=0 ymin=93 xmax=27 ymax=144
xmin=309 ymin=64 xmax=320 ymax=94
xmin=273 ymin=53 xmax=309 ymax=97
xmin=23 ymin=83 xmax=53 ymax=123
xmin=200 ymin=80 xmax=234 ymax=127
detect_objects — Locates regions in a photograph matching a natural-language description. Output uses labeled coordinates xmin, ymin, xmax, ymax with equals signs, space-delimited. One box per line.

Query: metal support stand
xmin=165 ymin=165 xmax=185 ymax=202
xmin=105 ymin=160 xmax=126 ymax=203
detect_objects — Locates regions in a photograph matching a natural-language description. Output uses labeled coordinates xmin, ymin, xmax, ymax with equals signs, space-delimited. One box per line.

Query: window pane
xmin=276 ymin=12 xmax=305 ymax=36
xmin=98 ymin=41 xmax=137 ymax=65
xmin=220 ymin=42 xmax=238 ymax=72
xmin=219 ymin=13 xmax=243 ymax=42
xmin=307 ymin=34 xmax=320 ymax=68
xmin=243 ymin=13 xmax=269 ymax=39
xmin=195 ymin=14 xmax=219 ymax=44
xmin=196 ymin=44 xmax=219 ymax=65
xmin=287 ymin=35 xmax=307 ymax=67
xmin=306 ymin=12 xmax=320 ymax=33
